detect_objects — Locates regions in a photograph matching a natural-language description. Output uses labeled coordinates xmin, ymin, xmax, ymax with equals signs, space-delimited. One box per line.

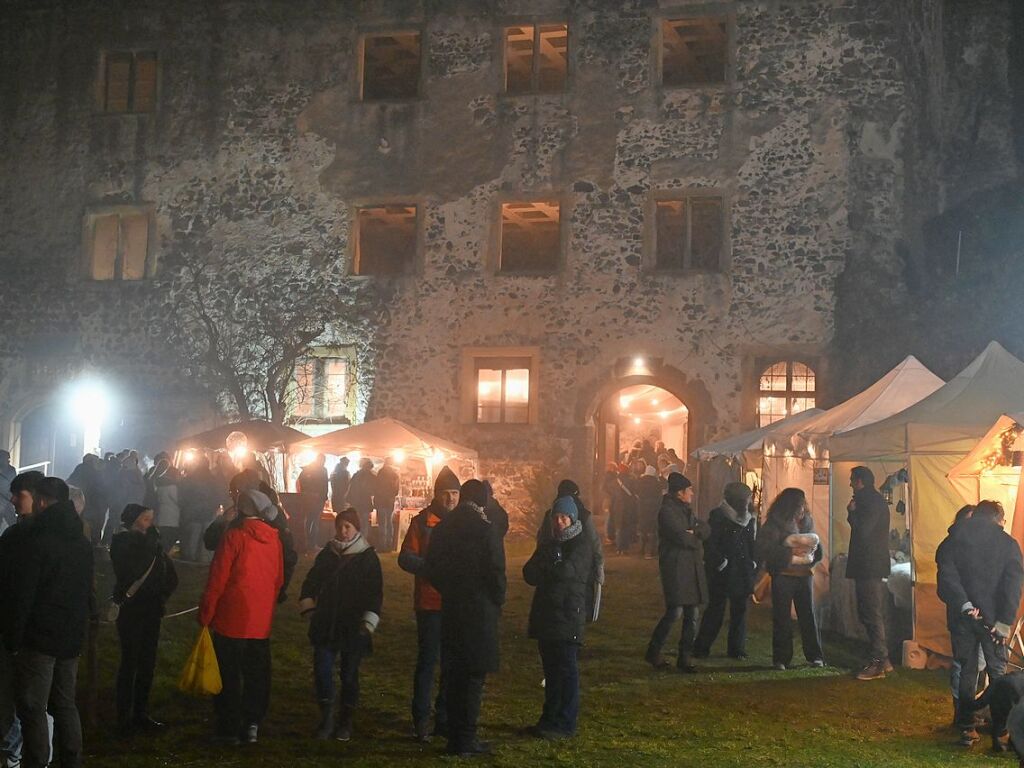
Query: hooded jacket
xmin=7 ymin=500 xmax=94 ymax=658
xmin=199 ymin=516 xmax=284 ymax=639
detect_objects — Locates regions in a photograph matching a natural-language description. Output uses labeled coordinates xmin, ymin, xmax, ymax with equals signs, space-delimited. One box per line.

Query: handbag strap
xmin=125 ymin=556 xmax=158 ymax=600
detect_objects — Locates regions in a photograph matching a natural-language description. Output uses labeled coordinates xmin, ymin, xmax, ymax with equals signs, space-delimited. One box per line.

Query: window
xmin=653 ymin=196 xmax=725 ymax=271
xmin=85 ymin=208 xmax=151 ymax=281
xmin=504 ymin=24 xmax=568 ymax=94
xmin=99 ymin=51 xmax=157 ymax=112
xmin=757 ymin=361 xmax=816 ymax=427
xmin=660 ymin=17 xmax=728 ymax=86
xmin=353 ymin=205 xmax=418 ymax=276
xmin=475 ymin=358 xmax=531 ymax=424
xmin=499 ymin=201 xmax=561 ymax=273
xmin=361 ymin=32 xmax=421 ymax=100
xmin=292 ymin=351 xmax=355 ymax=421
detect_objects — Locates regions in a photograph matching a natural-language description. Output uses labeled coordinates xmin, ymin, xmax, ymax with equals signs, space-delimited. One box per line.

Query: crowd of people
xmin=2 ymin=444 xmax=1024 ymax=765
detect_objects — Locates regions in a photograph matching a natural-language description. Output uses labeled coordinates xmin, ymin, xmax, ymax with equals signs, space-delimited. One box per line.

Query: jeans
xmin=376 ymin=496 xmax=396 ymax=551
xmin=313 ymin=646 xmax=363 ymax=709
xmin=855 ymin=578 xmax=889 ymax=661
xmin=771 ymin=574 xmax=823 ymax=666
xmin=14 ymin=651 xmax=81 ymax=768
xmin=694 ymin=589 xmax=749 ymax=657
xmin=411 ymin=611 xmax=448 ymax=726
xmin=951 ymin=614 xmax=1008 ymax=728
xmin=211 ymin=634 xmax=271 ymax=737
xmin=306 ymin=498 xmax=327 ymax=550
xmin=537 ymin=640 xmax=580 ymax=735
xmin=648 ymin=605 xmax=699 ymax=666
xmin=446 ymin=667 xmax=485 ymax=752
xmin=116 ymin=603 xmax=162 ymax=725
xmin=0 ymin=645 xmax=20 ymax=763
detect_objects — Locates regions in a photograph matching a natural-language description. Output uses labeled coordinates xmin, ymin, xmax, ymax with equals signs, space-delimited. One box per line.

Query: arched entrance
xmin=596 ymin=384 xmax=689 ymax=471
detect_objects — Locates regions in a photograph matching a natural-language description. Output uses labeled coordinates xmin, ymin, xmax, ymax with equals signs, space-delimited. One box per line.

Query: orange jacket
xmin=398 ymin=504 xmax=443 ymax=612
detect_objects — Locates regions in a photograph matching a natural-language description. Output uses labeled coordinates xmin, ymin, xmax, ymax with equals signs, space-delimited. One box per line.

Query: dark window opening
xmin=661 ymin=17 xmax=728 ymax=86
xmin=101 ymin=51 xmax=158 ymax=113
xmin=505 ymin=24 xmax=568 ymax=94
xmin=362 ymin=33 xmax=421 ymax=100
xmin=475 ymin=357 xmax=531 ymax=424
xmin=654 ymin=197 xmax=724 ymax=271
xmin=499 ymin=202 xmax=560 ymax=273
xmin=354 ymin=205 xmax=418 ymax=275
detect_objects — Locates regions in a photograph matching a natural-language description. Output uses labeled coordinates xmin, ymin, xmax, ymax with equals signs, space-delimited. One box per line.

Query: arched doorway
xmin=596 ymin=384 xmax=689 ymax=471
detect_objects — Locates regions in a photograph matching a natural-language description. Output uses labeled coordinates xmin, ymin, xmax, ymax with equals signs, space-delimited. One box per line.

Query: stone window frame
xmin=94 ymin=49 xmax=161 ymax=114
xmin=355 ymin=27 xmax=426 ymax=102
xmin=459 ymin=346 xmax=541 ymax=427
xmin=490 ymin=195 xmax=568 ymax=276
xmin=290 ymin=345 xmax=359 ymax=425
xmin=652 ymin=6 xmax=736 ymax=91
xmin=347 ymin=200 xmax=425 ymax=278
xmin=498 ymin=18 xmax=571 ymax=96
xmin=80 ymin=203 xmax=157 ymax=282
xmin=751 ymin=356 xmax=820 ymax=429
xmin=642 ymin=188 xmax=731 ymax=274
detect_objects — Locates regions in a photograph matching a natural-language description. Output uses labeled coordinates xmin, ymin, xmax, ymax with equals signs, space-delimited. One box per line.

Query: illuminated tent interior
xmin=614 ymin=384 xmax=689 ymax=462
xmin=948 ymin=413 xmax=1024 ymax=539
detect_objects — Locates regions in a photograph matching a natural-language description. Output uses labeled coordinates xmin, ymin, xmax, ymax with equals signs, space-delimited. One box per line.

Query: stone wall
xmin=0 ymin=0 xmax=1018 ymax=522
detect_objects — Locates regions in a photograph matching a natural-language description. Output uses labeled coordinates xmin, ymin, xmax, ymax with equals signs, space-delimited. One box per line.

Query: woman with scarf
xmin=755 ymin=487 xmax=825 ymax=670
xmin=109 ymin=503 xmax=178 ymax=735
xmin=299 ymin=507 xmax=382 ymax=742
xmin=693 ymin=482 xmax=757 ymax=659
xmin=523 ymin=496 xmax=596 ymax=739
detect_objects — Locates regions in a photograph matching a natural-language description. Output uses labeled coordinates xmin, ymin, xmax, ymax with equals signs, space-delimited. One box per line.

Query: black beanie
xmin=460 ymin=479 xmax=488 ymax=508
xmin=556 ymin=479 xmax=580 ymax=498
xmin=667 ymin=472 xmax=692 ymax=495
xmin=434 ymin=465 xmax=461 ymax=494
xmin=121 ymin=503 xmax=149 ymax=527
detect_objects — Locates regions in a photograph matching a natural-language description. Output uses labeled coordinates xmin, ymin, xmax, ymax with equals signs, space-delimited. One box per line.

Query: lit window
xmin=362 ymin=33 xmax=421 ymax=100
xmin=661 ymin=17 xmax=728 ymax=86
xmin=757 ymin=362 xmax=816 ymax=427
xmin=476 ymin=358 xmax=531 ymax=424
xmin=499 ymin=201 xmax=560 ymax=273
xmin=86 ymin=209 xmax=150 ymax=281
xmin=654 ymin=196 xmax=725 ymax=271
xmin=292 ymin=353 xmax=354 ymax=421
xmin=100 ymin=51 xmax=157 ymax=113
xmin=353 ymin=205 xmax=418 ymax=276
xmin=504 ymin=24 xmax=568 ymax=94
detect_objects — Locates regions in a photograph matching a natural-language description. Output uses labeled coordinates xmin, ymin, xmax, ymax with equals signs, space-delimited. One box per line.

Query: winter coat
xmin=755 ymin=513 xmax=822 ymax=577
xmin=704 ymin=503 xmax=757 ymax=597
xmin=348 ymin=468 xmax=376 ymax=515
xmin=109 ymin=527 xmax=178 ymax=610
xmin=374 ymin=465 xmax=401 ymax=507
xmin=398 ymin=502 xmax=446 ymax=612
xmin=423 ymin=502 xmax=506 ymax=674
xmin=636 ymin=475 xmax=664 ymax=535
xmin=524 ymin=524 xmax=595 ymax=644
xmin=937 ymin=514 xmax=1024 ymax=627
xmin=179 ymin=468 xmax=226 ymax=528
xmin=0 ymin=516 xmax=33 ymax=645
xmin=330 ymin=467 xmax=351 ymax=510
xmin=68 ymin=461 xmax=105 ymax=522
xmin=846 ymin=487 xmax=891 ymax=580
xmin=119 ymin=466 xmax=147 ymax=508
xmin=537 ymin=500 xmax=605 ymax=588
xmin=298 ymin=466 xmax=330 ymax=502
xmin=485 ymin=497 xmax=510 ymax=540
xmin=199 ymin=517 xmax=284 ymax=639
xmin=203 ymin=506 xmax=297 ymax=602
xmin=154 ymin=476 xmax=181 ymax=528
xmin=300 ymin=534 xmax=383 ymax=653
xmin=657 ymin=495 xmax=710 ymax=607
xmin=7 ymin=500 xmax=94 ymax=659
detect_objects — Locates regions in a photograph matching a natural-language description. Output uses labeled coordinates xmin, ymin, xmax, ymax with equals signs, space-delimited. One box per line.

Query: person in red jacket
xmin=199 ymin=488 xmax=284 ymax=746
xmin=398 ymin=466 xmax=460 ymax=743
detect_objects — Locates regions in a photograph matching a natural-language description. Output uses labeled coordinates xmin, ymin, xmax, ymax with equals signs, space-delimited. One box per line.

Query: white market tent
xmin=948 ymin=413 xmax=1024 ymax=519
xmin=829 ymin=341 xmax=1024 ymax=656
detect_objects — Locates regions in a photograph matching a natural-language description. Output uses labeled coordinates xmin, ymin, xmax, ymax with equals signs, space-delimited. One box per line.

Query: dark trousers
xmin=211 ymin=634 xmax=271 ymax=737
xmin=116 ymin=605 xmax=162 ymax=724
xmin=0 ymin=645 xmax=21 ymax=763
xmin=412 ymin=611 xmax=448 ymax=726
xmin=952 ymin=614 xmax=1008 ymax=728
xmin=376 ymin=496 xmax=396 ymax=551
xmin=855 ymin=578 xmax=889 ymax=661
xmin=306 ymin=498 xmax=327 ymax=550
xmin=771 ymin=574 xmax=823 ymax=665
xmin=160 ymin=526 xmax=180 ymax=554
xmin=694 ymin=589 xmax=749 ymax=657
xmin=537 ymin=640 xmax=580 ymax=735
xmin=14 ymin=651 xmax=81 ymax=768
xmin=648 ymin=605 xmax=699 ymax=666
xmin=313 ymin=646 xmax=363 ymax=709
xmin=445 ymin=666 xmax=485 ymax=751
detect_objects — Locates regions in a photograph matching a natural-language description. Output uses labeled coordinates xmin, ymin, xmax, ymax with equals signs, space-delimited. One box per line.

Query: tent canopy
xmin=691 ymin=408 xmax=823 ymax=466
xmin=948 ymin=413 xmax=1024 ymax=501
xmin=177 ymin=420 xmax=309 ymax=452
xmin=294 ymin=417 xmax=478 ymax=463
xmin=830 ymin=342 xmax=1024 ymax=460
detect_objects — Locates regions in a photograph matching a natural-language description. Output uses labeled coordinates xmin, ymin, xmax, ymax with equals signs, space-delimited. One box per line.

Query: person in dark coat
xmin=347 ymin=459 xmax=377 ymax=535
xmin=373 ymin=457 xmax=401 ymax=552
xmin=935 ymin=504 xmax=976 ymax=727
xmin=846 ymin=466 xmax=893 ymax=680
xmin=329 ymin=457 xmax=351 ymax=515
xmin=755 ymin=487 xmax=824 ymax=671
xmin=644 ymin=473 xmax=709 ymax=673
xmin=937 ymin=499 xmax=1024 ymax=745
xmin=523 ymin=496 xmax=596 ymax=739
xmin=297 ymin=454 xmax=330 ymax=551
xmin=68 ymin=454 xmax=106 ymax=546
xmin=693 ymin=482 xmax=757 ymax=659
xmin=109 ymin=504 xmax=179 ymax=735
xmin=423 ymin=479 xmax=506 ymax=757
xmin=482 ymin=480 xmax=510 ymax=540
xmin=635 ymin=466 xmax=663 ymax=559
xmin=537 ymin=480 xmax=605 ymax=621
xmin=8 ymin=477 xmax=94 ymax=768
xmin=299 ymin=507 xmax=382 ymax=742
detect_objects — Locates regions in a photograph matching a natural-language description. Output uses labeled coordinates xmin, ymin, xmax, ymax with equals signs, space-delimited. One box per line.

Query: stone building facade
xmin=0 ymin=0 xmax=1018 ymax=524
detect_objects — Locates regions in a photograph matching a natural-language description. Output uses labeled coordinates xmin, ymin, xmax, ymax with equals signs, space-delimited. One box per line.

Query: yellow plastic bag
xmin=178 ymin=627 xmax=223 ymax=696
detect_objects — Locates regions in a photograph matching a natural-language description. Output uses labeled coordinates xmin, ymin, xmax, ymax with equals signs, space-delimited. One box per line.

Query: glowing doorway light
xmin=296 ymin=450 xmax=317 ymax=467
xmin=67 ymin=379 xmax=112 ymax=456
xmin=392 ymin=449 xmax=406 ymax=464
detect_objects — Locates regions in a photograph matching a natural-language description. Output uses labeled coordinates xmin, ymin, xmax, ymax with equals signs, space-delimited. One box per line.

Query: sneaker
xmin=958 ymin=728 xmax=980 ymax=747
xmin=856 ymin=659 xmax=887 ymax=680
xmin=810 ymin=659 xmax=826 ymax=668
xmin=244 ymin=724 xmax=258 ymax=744
xmin=773 ymin=663 xmax=787 ymax=671
xmin=644 ymin=647 xmax=670 ymax=669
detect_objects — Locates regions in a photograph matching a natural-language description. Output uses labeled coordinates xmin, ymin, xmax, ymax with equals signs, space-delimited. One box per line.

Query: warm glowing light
xmin=619 ymin=395 xmax=632 ymax=408
xmin=182 ymin=449 xmax=196 ymax=464
xmin=651 ymin=399 xmax=659 ymax=406
xmin=297 ymin=450 xmax=317 ymax=467
xmin=505 ymin=370 xmax=530 ymax=403
xmin=659 ymin=411 xmax=669 ymax=420
xmin=392 ymin=449 xmax=406 ymax=464
xmin=633 ymin=417 xmax=641 ymax=425
xmin=433 ymin=449 xmax=445 ymax=463
xmin=478 ymin=381 xmax=493 ymax=397
xmin=230 ymin=447 xmax=248 ymax=462
xmin=632 ymin=357 xmax=645 ymax=369
xmin=347 ymin=451 xmax=362 ymax=465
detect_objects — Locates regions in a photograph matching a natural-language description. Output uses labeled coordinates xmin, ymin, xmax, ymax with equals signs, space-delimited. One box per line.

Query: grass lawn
xmin=81 ymin=546 xmax=1003 ymax=767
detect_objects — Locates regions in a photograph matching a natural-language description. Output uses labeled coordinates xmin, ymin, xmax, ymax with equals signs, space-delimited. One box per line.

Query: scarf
xmin=719 ymin=499 xmax=752 ymax=527
xmin=328 ymin=531 xmax=371 ymax=556
xmin=553 ymin=519 xmax=583 ymax=543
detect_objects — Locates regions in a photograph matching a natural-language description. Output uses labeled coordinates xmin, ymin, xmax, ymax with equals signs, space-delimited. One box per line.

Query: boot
xmin=315 ymin=699 xmax=334 ymax=740
xmin=644 ymin=643 xmax=669 ymax=669
xmin=334 ymin=705 xmax=355 ymax=742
